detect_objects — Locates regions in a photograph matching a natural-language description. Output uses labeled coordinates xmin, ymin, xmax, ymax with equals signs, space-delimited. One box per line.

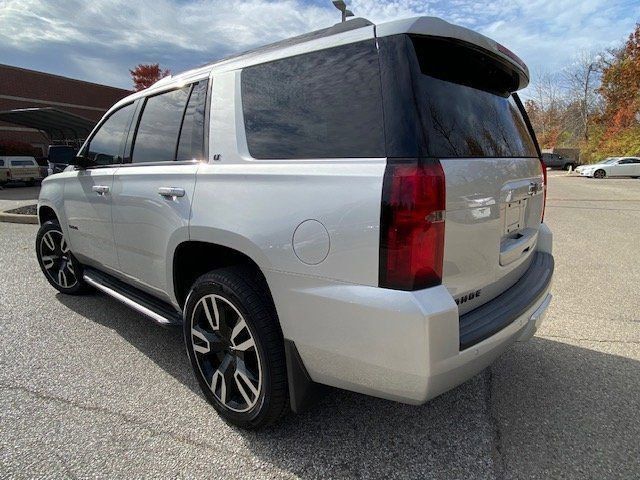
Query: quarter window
xmin=86 ymin=103 xmax=136 ymax=165
xmin=241 ymin=40 xmax=385 ymax=159
xmin=176 ymin=80 xmax=208 ymax=161
xmin=132 ymin=87 xmax=190 ymax=163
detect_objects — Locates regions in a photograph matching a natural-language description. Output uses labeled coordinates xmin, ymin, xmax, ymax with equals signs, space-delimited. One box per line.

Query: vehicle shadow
xmin=55 ymin=291 xmax=203 ymax=398
xmin=55 ymin=291 xmax=640 ymax=478
xmin=238 ymin=338 xmax=640 ymax=479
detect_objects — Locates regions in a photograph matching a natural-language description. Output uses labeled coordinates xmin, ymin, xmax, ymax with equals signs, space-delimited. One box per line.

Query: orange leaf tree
xmin=129 ymin=63 xmax=171 ymax=91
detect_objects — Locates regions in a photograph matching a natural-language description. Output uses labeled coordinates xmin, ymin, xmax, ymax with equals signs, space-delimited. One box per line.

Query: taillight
xmin=379 ymin=159 xmax=446 ymax=291
xmin=539 ymin=157 xmax=547 ymax=221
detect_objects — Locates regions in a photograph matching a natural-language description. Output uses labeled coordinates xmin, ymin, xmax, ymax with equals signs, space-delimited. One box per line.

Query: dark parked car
xmin=47 ymin=145 xmax=77 ymax=175
xmin=542 ymin=153 xmax=578 ymax=170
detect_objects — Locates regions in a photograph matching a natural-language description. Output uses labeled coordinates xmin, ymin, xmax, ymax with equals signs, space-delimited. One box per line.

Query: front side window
xmin=241 ymin=40 xmax=385 ymax=159
xmin=86 ymin=103 xmax=136 ymax=165
xmin=132 ymin=87 xmax=190 ymax=163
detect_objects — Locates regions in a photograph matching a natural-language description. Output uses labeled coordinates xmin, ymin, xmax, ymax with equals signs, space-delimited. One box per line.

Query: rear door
xmin=618 ymin=158 xmax=640 ymax=176
xmin=379 ymin=34 xmax=544 ymax=314
xmin=111 ymin=79 xmax=208 ymax=301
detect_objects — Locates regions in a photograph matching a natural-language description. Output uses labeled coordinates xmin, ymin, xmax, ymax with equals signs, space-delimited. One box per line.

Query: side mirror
xmin=71 ymin=155 xmax=96 ymax=169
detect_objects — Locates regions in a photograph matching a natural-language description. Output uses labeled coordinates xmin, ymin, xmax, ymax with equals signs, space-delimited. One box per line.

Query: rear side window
xmin=87 ymin=103 xmax=136 ymax=165
xmin=10 ymin=159 xmax=36 ymax=166
xmin=0 ymin=160 xmax=5 ymax=166
xmin=241 ymin=40 xmax=384 ymax=159
xmin=132 ymin=87 xmax=190 ymax=163
xmin=379 ymin=35 xmax=538 ymax=158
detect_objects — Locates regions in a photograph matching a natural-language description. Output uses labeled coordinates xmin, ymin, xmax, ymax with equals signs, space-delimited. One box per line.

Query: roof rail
xmin=200 ymin=17 xmax=374 ymax=69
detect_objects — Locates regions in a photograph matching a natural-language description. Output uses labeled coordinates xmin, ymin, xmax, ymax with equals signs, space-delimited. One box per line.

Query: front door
xmin=111 ymin=80 xmax=208 ymax=301
xmin=63 ymin=102 xmax=137 ymax=270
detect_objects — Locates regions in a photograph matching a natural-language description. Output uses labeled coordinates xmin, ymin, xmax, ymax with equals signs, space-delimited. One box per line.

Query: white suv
xmin=36 ymin=17 xmax=554 ymax=429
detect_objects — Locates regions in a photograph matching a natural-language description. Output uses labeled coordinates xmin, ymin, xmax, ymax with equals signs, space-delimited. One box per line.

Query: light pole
xmin=332 ymin=0 xmax=354 ymax=22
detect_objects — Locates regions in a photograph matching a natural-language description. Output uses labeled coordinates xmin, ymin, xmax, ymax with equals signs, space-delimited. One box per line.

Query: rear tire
xmin=26 ymin=180 xmax=35 ymax=187
xmin=36 ymin=220 xmax=92 ymax=295
xmin=183 ymin=266 xmax=289 ymax=429
xmin=594 ymin=169 xmax=606 ymax=179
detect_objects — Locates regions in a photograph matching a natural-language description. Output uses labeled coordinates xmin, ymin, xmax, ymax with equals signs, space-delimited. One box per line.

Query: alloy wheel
xmin=189 ymin=294 xmax=262 ymax=413
xmin=39 ymin=229 xmax=78 ymax=289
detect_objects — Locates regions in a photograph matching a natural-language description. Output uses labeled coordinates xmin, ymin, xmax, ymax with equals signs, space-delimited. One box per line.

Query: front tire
xmin=36 ymin=220 xmax=92 ymax=295
xmin=594 ymin=169 xmax=606 ymax=179
xmin=183 ymin=266 xmax=289 ymax=429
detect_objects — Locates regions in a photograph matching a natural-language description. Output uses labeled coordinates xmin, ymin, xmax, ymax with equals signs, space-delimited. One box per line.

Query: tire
xmin=26 ymin=180 xmax=35 ymax=187
xmin=36 ymin=220 xmax=92 ymax=295
xmin=564 ymin=163 xmax=576 ymax=171
xmin=594 ymin=169 xmax=606 ymax=179
xmin=183 ymin=266 xmax=289 ymax=429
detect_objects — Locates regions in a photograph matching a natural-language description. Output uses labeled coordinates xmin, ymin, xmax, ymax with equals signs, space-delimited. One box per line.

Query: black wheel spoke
xmin=189 ymin=293 xmax=262 ymax=412
xmin=39 ymin=229 xmax=78 ymax=289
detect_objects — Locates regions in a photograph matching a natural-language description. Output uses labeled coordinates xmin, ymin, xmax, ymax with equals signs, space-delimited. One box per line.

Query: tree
xmin=562 ymin=51 xmax=602 ymax=141
xmin=599 ymin=23 xmax=640 ymax=137
xmin=129 ymin=63 xmax=171 ymax=91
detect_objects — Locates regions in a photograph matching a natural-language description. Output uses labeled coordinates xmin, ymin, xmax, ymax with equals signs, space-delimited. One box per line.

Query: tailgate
xmin=441 ymin=158 xmax=544 ymax=314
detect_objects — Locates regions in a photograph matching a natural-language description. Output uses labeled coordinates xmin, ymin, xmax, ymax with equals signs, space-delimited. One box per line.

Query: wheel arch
xmin=172 ymin=239 xmax=272 ymax=310
xmin=38 ymin=204 xmax=59 ymax=225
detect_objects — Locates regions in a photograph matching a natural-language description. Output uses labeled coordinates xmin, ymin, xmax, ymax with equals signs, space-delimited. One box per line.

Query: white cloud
xmin=0 ymin=0 xmax=637 ymax=90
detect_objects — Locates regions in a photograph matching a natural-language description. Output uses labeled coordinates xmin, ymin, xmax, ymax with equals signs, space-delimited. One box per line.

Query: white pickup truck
xmin=36 ymin=16 xmax=554 ymax=429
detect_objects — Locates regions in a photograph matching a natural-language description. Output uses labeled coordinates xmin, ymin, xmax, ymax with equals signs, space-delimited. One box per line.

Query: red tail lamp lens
xmin=379 ymin=160 xmax=446 ymax=291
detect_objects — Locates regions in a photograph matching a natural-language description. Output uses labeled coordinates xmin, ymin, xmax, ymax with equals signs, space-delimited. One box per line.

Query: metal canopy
xmin=0 ymin=107 xmax=96 ymax=141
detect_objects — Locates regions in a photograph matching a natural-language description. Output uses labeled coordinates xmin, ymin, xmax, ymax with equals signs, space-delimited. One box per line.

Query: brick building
xmin=0 ymin=64 xmax=131 ymax=155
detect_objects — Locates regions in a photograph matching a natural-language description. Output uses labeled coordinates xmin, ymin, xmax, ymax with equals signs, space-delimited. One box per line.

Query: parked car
xmin=578 ymin=157 xmax=640 ymax=178
xmin=0 ymin=156 xmax=43 ymax=186
xmin=0 ymin=159 xmax=8 ymax=185
xmin=47 ymin=145 xmax=78 ymax=176
xmin=542 ymin=152 xmax=578 ymax=170
xmin=36 ymin=16 xmax=554 ymax=429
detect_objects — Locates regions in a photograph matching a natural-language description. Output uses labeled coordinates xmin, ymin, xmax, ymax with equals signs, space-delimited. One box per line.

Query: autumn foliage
xmin=129 ymin=63 xmax=171 ymax=91
xmin=525 ymin=23 xmax=640 ymax=163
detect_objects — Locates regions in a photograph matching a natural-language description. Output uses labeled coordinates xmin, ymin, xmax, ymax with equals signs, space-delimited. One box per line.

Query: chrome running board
xmin=83 ymin=268 xmax=182 ymax=327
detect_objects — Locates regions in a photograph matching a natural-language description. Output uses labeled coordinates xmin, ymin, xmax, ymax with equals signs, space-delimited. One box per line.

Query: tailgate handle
xmin=500 ymin=228 xmax=538 ymax=266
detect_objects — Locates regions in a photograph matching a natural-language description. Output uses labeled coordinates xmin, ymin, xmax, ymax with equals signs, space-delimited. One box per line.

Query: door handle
xmin=92 ymin=185 xmax=110 ymax=195
xmin=158 ymin=187 xmax=185 ymax=198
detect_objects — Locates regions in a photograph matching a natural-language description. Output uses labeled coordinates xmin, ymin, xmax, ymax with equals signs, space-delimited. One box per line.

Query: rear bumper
xmin=270 ymin=223 xmax=554 ymax=405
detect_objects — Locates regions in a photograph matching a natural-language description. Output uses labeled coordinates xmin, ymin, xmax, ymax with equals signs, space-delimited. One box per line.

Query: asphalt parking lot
xmin=1 ymin=172 xmax=639 ymax=479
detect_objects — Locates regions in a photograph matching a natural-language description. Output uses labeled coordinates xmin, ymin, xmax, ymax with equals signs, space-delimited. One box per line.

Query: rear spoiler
xmin=376 ymin=16 xmax=530 ymax=90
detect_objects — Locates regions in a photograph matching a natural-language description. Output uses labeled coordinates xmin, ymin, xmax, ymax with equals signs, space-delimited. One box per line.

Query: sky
xmin=1 ymin=0 xmax=638 ymax=93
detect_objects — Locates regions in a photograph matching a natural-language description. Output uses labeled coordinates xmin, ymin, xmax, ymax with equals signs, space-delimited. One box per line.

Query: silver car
xmin=36 ymin=16 xmax=554 ymax=429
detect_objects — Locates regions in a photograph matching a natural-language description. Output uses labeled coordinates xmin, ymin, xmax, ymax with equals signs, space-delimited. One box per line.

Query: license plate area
xmin=502 ymin=199 xmax=527 ymax=235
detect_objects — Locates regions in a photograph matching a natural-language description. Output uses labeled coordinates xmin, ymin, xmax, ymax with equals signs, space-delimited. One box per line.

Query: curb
xmin=0 ymin=212 xmax=38 ymax=224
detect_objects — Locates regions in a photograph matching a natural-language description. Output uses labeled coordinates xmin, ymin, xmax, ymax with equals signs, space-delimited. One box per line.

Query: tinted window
xmin=10 ymin=159 xmax=36 ymax=166
xmin=0 ymin=160 xmax=4 ymax=166
xmin=48 ymin=146 xmax=76 ymax=164
xmin=87 ymin=103 xmax=136 ymax=165
xmin=176 ymin=80 xmax=208 ymax=161
xmin=132 ymin=87 xmax=190 ymax=163
xmin=379 ymin=35 xmax=538 ymax=158
xmin=241 ymin=40 xmax=384 ymax=159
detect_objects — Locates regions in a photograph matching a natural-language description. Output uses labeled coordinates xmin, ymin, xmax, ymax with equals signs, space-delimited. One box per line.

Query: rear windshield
xmin=379 ymin=35 xmax=538 ymax=158
xmin=10 ymin=159 xmax=36 ymax=166
xmin=49 ymin=146 xmax=76 ymax=164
